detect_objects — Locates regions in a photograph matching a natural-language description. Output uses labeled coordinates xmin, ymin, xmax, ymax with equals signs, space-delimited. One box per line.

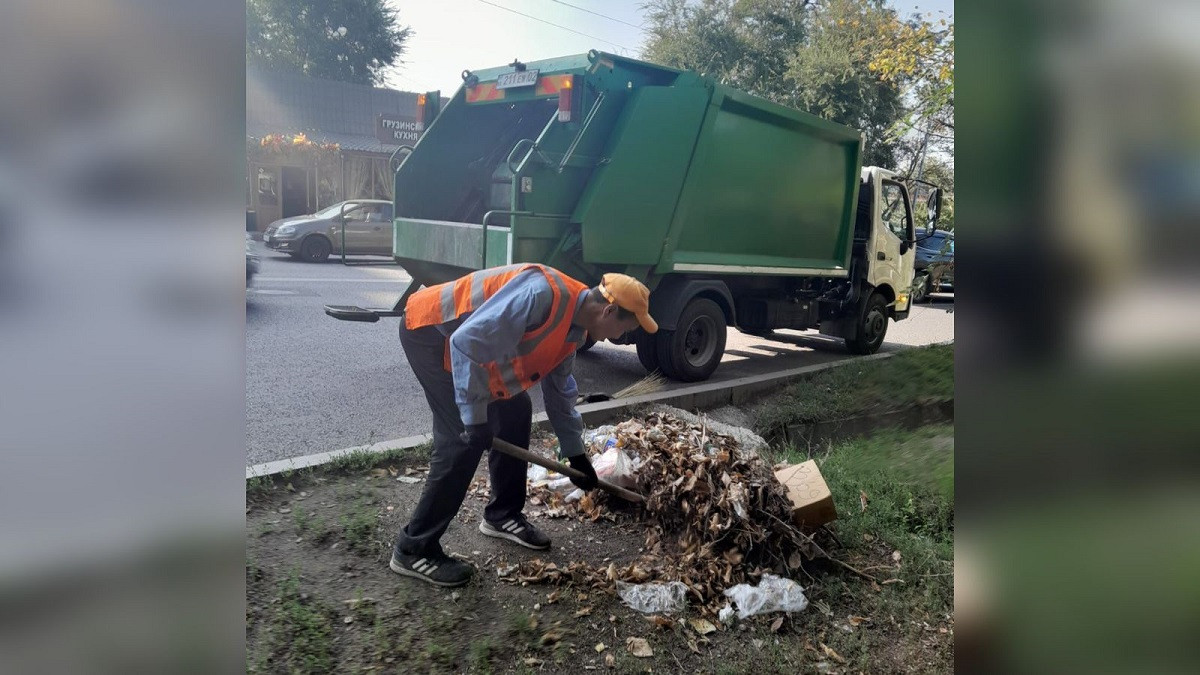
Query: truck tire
xmin=655 ymin=297 xmax=726 ymax=382
xmin=635 ymin=331 xmax=659 ymax=373
xmin=911 ymin=273 xmax=930 ymax=304
xmin=845 ymin=292 xmax=889 ymax=355
xmin=299 ymin=235 xmax=331 ymax=263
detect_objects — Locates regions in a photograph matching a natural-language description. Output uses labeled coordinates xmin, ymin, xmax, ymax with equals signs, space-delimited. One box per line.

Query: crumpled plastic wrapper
xmin=722 ymin=574 xmax=809 ymax=619
xmin=616 ymin=580 xmax=689 ymax=614
xmin=718 ymin=603 xmax=735 ymax=624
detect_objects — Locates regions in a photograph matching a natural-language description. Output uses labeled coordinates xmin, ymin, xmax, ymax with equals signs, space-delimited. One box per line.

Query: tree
xmin=643 ymin=0 xmax=810 ymax=101
xmin=642 ymin=0 xmax=908 ymax=168
xmin=785 ymin=0 xmax=905 ymax=167
xmin=869 ymin=14 xmax=953 ymax=147
xmin=247 ymin=0 xmax=412 ymax=86
xmin=870 ymin=14 xmax=953 ymax=225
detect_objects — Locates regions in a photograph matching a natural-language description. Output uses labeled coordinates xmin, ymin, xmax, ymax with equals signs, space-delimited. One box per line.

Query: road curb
xmin=246 ymin=351 xmax=897 ymax=480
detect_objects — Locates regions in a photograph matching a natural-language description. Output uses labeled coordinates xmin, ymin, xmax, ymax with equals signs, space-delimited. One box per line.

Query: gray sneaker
xmin=389 ymin=551 xmax=473 ymax=587
xmin=479 ymin=515 xmax=551 ymax=550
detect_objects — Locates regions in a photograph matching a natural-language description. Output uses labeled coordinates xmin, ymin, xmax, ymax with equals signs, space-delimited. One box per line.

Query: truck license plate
xmin=496 ymin=69 xmax=539 ymax=90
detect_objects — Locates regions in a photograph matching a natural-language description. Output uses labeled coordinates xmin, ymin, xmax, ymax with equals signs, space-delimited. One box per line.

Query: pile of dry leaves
xmin=503 ymin=412 xmax=821 ymax=614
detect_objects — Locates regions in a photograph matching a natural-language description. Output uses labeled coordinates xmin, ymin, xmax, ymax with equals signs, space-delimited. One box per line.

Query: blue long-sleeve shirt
xmin=438 ymin=269 xmax=587 ymax=458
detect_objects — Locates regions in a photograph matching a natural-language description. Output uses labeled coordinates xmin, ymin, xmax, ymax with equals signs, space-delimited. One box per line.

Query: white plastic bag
xmin=546 ymin=474 xmax=576 ymax=494
xmin=617 ymin=581 xmax=689 ymax=614
xmin=527 ymin=464 xmax=549 ymax=486
xmin=592 ymin=447 xmax=638 ymax=489
xmin=718 ymin=603 xmax=735 ymax=624
xmin=722 ymin=574 xmax=808 ymax=620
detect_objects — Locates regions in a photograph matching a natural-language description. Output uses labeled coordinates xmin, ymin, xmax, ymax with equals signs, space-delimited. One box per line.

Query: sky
xmin=382 ymin=0 xmax=955 ymax=95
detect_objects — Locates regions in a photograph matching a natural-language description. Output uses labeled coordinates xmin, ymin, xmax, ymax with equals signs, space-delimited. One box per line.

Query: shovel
xmin=490 ymin=438 xmax=645 ymax=504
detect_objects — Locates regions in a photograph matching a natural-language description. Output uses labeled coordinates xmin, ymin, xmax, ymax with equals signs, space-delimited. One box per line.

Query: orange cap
xmin=598 ymin=273 xmax=657 ymax=334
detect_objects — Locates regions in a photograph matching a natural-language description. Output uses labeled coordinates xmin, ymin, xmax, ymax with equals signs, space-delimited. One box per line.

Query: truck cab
xmin=859 ymin=163 xmax=912 ymax=309
xmin=811 ymin=166 xmax=938 ymax=356
xmin=863 ymin=167 xmax=917 ymax=317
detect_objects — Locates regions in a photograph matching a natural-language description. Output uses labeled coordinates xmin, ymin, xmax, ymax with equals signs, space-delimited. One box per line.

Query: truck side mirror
xmin=926 ymin=189 xmax=943 ymax=231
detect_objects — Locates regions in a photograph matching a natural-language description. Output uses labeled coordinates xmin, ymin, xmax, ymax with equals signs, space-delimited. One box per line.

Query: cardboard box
xmin=774 ymin=460 xmax=837 ymax=528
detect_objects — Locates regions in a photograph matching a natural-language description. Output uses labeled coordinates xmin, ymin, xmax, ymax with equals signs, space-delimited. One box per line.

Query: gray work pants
xmin=394 ymin=322 xmax=531 ymax=557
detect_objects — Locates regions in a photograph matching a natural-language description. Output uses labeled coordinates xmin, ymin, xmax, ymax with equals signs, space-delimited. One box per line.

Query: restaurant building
xmin=246 ymin=66 xmax=428 ymax=232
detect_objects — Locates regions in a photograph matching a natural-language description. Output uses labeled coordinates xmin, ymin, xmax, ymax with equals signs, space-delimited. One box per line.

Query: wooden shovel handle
xmin=491 ymin=438 xmax=645 ymax=504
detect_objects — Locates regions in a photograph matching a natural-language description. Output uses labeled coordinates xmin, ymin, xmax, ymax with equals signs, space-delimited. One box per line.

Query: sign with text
xmin=376 ymin=114 xmax=425 ymax=145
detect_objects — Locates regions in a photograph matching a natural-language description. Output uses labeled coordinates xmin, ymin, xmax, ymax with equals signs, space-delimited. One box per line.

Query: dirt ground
xmin=247 ymin=434 xmax=952 ymax=674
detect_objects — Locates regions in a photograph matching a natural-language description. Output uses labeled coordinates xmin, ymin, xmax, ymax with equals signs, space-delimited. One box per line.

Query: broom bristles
xmin=612 ymin=372 xmax=666 ymax=399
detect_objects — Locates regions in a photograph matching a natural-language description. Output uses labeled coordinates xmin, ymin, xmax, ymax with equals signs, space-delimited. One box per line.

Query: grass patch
xmin=467 ymin=636 xmax=499 ymax=673
xmin=247 ymin=442 xmax=431 ymax=502
xmin=294 ymin=507 xmax=334 ymax=545
xmin=292 ymin=507 xmax=314 ymax=533
xmin=777 ymin=424 xmax=954 ymax=574
xmin=326 ymin=443 xmax=432 ymax=474
xmin=247 ymin=474 xmax=277 ymax=499
xmin=340 ymin=497 xmax=384 ymax=555
xmin=507 ymin=609 xmax=538 ymax=640
xmin=754 ymin=344 xmax=953 ymax=436
xmin=252 ymin=573 xmax=336 ymax=674
xmin=768 ymin=425 xmax=954 ymax=670
xmin=774 ymin=424 xmax=954 ymax=503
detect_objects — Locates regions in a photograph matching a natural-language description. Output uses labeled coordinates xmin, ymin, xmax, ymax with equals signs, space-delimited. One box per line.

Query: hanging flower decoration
xmin=251 ymin=133 xmax=340 ymax=161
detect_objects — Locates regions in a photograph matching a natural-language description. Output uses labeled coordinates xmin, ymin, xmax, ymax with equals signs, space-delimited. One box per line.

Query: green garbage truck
xmin=325 ymin=51 xmax=942 ymax=382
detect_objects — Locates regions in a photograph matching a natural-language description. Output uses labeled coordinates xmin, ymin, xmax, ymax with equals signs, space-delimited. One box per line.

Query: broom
xmin=577 ymin=372 xmax=666 ymax=404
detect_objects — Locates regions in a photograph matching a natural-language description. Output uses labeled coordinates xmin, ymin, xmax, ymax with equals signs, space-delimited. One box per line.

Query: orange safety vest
xmin=405 ymin=264 xmax=590 ymax=400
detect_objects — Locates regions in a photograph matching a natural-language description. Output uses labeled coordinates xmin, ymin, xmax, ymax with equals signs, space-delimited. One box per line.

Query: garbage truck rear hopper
xmin=326 ymin=50 xmax=943 ymax=382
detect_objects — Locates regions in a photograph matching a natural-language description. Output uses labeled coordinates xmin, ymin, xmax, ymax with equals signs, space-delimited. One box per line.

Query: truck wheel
xmin=299 ymin=235 xmax=331 ymax=263
xmin=911 ymin=274 xmax=929 ymax=304
xmin=635 ymin=331 xmax=659 ymax=373
xmin=845 ymin=292 xmax=889 ymax=355
xmin=576 ymin=337 xmax=597 ymax=354
xmin=656 ymin=297 xmax=726 ymax=382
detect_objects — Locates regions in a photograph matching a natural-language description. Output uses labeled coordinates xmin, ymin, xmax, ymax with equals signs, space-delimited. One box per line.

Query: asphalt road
xmin=247 ymin=243 xmax=954 ymax=465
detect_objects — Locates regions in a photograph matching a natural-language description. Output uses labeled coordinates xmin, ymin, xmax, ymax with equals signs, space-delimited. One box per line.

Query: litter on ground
xmin=506 ymin=412 xmax=821 ymax=614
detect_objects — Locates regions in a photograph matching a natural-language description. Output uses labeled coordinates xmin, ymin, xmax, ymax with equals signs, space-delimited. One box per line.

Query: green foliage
xmin=870 ymin=15 xmax=954 ymax=143
xmin=467 ymin=636 xmax=498 ymax=673
xmin=246 ymin=474 xmax=275 ymax=498
xmin=340 ymin=497 xmax=382 ymax=554
xmin=874 ymin=11 xmax=954 ymax=208
xmin=643 ymin=0 xmax=907 ymax=167
xmin=506 ymin=609 xmax=537 ymax=639
xmin=247 ymin=0 xmax=412 ymax=86
xmin=824 ymin=424 xmax=953 ymax=503
xmin=753 ymin=344 xmax=954 ymax=436
xmin=642 ymin=0 xmax=808 ymax=100
xmin=259 ymin=573 xmax=336 ymax=673
xmin=293 ymin=506 xmax=313 ymax=533
xmin=785 ymin=0 xmax=905 ymax=168
xmin=326 ymin=448 xmax=384 ymax=473
xmin=756 ymin=425 xmax=954 ymax=670
xmin=326 ymin=443 xmax=432 ymax=474
xmin=819 ymin=428 xmax=954 ymax=606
